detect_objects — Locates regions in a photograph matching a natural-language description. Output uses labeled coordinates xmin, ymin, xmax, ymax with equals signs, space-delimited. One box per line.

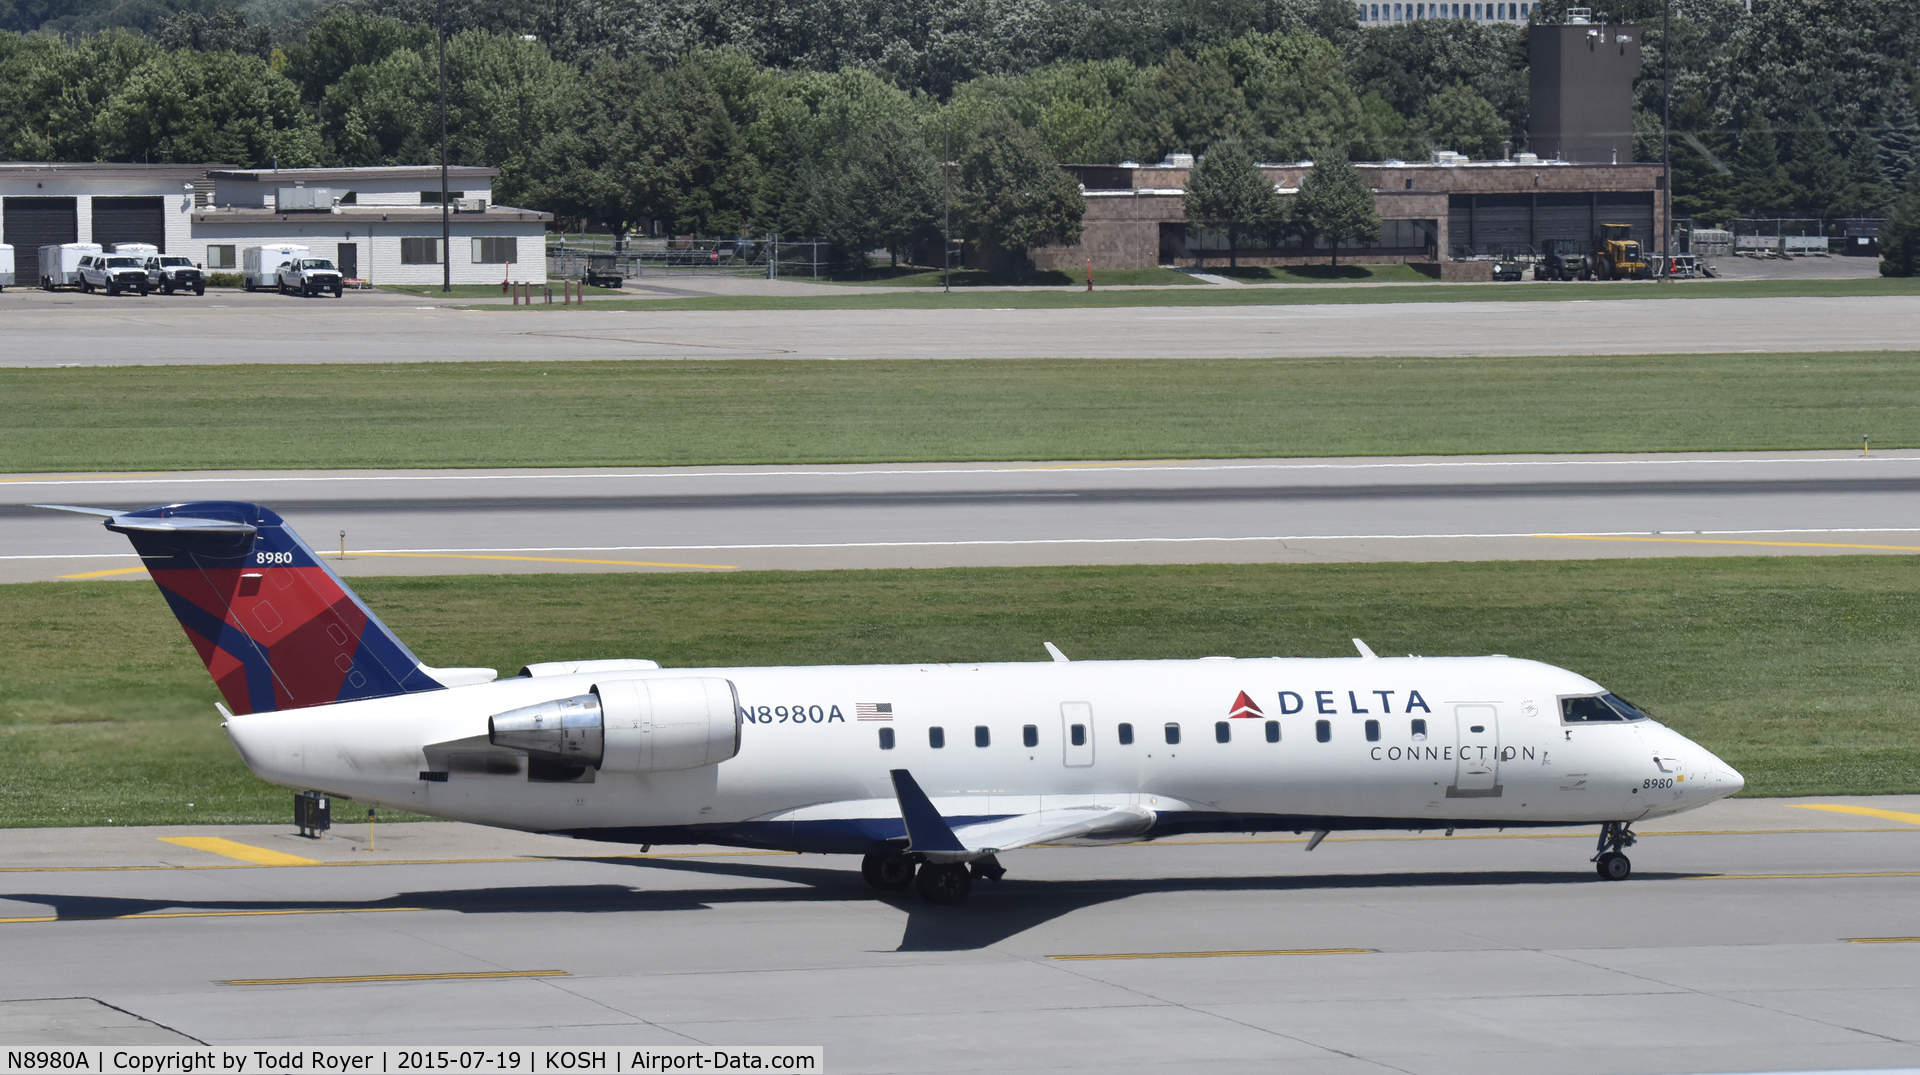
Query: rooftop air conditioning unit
xmin=277 ymin=187 xmax=338 ymax=211
xmin=454 ymin=198 xmax=488 ymax=212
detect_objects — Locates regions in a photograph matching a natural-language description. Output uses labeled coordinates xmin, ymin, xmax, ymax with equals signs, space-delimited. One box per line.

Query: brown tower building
xmin=1530 ymin=14 xmax=1642 ymax=164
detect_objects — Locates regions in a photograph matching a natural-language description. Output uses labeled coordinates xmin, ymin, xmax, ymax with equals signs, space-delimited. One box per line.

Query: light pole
xmin=439 ymin=0 xmax=450 ymax=293
xmin=1662 ymin=0 xmax=1672 ymax=256
xmin=943 ymin=114 xmax=952 ymax=294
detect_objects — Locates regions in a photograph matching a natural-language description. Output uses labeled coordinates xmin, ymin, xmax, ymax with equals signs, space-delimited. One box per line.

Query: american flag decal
xmin=856 ymin=702 xmax=893 ymax=721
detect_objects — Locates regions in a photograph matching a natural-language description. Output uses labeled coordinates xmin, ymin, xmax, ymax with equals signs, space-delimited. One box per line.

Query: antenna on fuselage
xmin=1352 ymin=638 xmax=1378 ymax=659
xmin=1044 ymin=642 xmax=1070 ymax=662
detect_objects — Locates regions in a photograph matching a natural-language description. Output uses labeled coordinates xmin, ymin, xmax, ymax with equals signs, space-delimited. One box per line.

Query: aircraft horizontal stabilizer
xmin=889 ymin=768 xmax=1155 ymax=863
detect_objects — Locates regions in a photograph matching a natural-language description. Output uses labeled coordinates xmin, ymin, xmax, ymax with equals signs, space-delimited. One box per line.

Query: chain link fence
xmin=546 ymin=238 xmax=836 ymax=281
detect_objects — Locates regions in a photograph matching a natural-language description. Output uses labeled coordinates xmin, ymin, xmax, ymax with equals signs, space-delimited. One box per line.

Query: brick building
xmin=1031 ymin=154 xmax=1665 ymax=274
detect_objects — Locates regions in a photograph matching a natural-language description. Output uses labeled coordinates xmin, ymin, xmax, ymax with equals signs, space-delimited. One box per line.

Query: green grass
xmin=826 ymin=266 xmax=1203 ymax=287
xmin=4 ymin=353 xmax=1918 ymax=472
xmin=4 ymin=557 xmax=1916 ymax=827
xmin=376 ymin=283 xmax=626 ymax=298
xmin=1208 ymin=263 xmax=1432 ymax=284
xmin=472 ymin=275 xmax=1920 ymax=311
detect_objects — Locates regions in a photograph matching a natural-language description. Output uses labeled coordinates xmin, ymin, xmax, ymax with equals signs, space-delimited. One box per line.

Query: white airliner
xmin=47 ymin=501 xmax=1744 ymax=903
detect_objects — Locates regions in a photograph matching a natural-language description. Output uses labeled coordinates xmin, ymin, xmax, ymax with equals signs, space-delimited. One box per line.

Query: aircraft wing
xmin=890 ymin=769 xmax=1155 ymax=863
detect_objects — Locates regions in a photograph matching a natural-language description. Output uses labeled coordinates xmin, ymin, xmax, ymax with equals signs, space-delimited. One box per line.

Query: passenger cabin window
xmin=1118 ymin=723 xmax=1134 ymax=745
xmin=1164 ymin=722 xmax=1181 ymax=745
xmin=1265 ymin=720 xmax=1280 ymax=742
xmin=929 ymin=726 xmax=945 ymax=748
xmin=1411 ymin=718 xmax=1427 ymax=740
xmin=1561 ymin=694 xmax=1651 ymax=723
xmin=1022 ymin=724 xmax=1038 ymax=748
xmin=1315 ymin=719 xmax=1331 ymax=743
xmin=878 ymin=727 xmax=895 ymax=750
xmin=1365 ymin=719 xmax=1380 ymax=742
xmin=1215 ymin=721 xmax=1231 ymax=743
xmin=974 ymin=725 xmax=990 ymax=748
xmin=1070 ymin=724 xmax=1086 ymax=746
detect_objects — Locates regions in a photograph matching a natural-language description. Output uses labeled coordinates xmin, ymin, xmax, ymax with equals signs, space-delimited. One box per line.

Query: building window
xmin=1164 ymin=722 xmax=1181 ymax=745
xmin=1316 ymin=719 xmax=1332 ymax=743
xmin=471 ymin=237 xmax=516 ymax=264
xmin=1118 ymin=723 xmax=1134 ymax=745
xmin=400 ymin=237 xmax=444 ymax=264
xmin=1023 ymin=724 xmax=1038 ymax=748
xmin=206 ymin=245 xmax=235 ymax=269
xmin=419 ymin=191 xmax=467 ymax=204
xmin=1365 ymin=719 xmax=1381 ymax=742
xmin=1265 ymin=720 xmax=1280 ymax=743
xmin=878 ymin=727 xmax=894 ymax=750
xmin=975 ymin=725 xmax=990 ymax=748
xmin=1215 ymin=721 xmax=1231 ymax=743
xmin=929 ymin=726 xmax=944 ymax=749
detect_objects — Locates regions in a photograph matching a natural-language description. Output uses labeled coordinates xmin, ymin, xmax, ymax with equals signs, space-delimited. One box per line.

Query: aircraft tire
xmin=915 ymin=862 xmax=972 ymax=904
xmin=1594 ymin=851 xmax=1631 ymax=881
xmin=861 ymin=852 xmax=916 ymax=891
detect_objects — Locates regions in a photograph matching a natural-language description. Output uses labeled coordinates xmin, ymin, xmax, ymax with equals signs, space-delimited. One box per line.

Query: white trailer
xmin=108 ymin=242 xmax=162 ymax=259
xmin=0 ymin=244 xmax=13 ymax=290
xmin=242 ymin=244 xmax=308 ymax=291
xmin=38 ymin=242 xmax=102 ymax=290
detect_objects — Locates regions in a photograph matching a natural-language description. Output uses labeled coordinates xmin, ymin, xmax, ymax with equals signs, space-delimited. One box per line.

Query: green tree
xmin=954 ymin=111 xmax=1085 ymax=274
xmin=1418 ymin=81 xmax=1506 ymax=160
xmin=0 ymin=30 xmax=156 ymax=161
xmin=1293 ymin=150 xmax=1378 ymax=267
xmin=1182 ymin=138 xmax=1282 ymax=268
xmin=284 ymin=8 xmax=430 ymax=106
xmin=320 ymin=47 xmax=432 ymax=165
xmin=1207 ymin=30 xmax=1365 ymax=163
xmin=1880 ymin=172 xmax=1920 ymax=277
xmin=1733 ymin=116 xmax=1796 ymax=217
xmin=96 ymin=48 xmax=321 ymax=166
xmin=836 ymin=115 xmax=941 ymax=267
xmin=1788 ymin=114 xmax=1847 ymax=219
xmin=625 ymin=53 xmax=762 ymax=236
xmin=1840 ymin=129 xmax=1893 ymax=217
xmin=1121 ymin=48 xmax=1242 ymax=160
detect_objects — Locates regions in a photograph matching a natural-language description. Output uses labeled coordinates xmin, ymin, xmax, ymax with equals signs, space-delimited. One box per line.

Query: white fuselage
xmin=222 ymin=654 xmax=1743 ymax=851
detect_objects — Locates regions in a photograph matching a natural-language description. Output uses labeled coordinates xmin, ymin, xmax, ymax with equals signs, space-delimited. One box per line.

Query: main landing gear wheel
xmin=1591 ymin=820 xmax=1637 ymax=881
xmin=915 ymin=862 xmax=973 ymax=904
xmin=861 ymin=851 xmax=916 ymax=891
xmin=1595 ymin=851 xmax=1631 ymax=880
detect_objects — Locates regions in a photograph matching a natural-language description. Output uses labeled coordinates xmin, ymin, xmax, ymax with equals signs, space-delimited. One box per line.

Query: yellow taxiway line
xmin=221 ymin=970 xmax=568 ymax=986
xmin=1791 ymin=803 xmax=1920 ymax=825
xmin=1845 ymin=937 xmax=1920 ymax=944
xmin=159 ymin=836 xmax=321 ymax=866
xmin=1051 ymin=948 xmax=1371 ymax=961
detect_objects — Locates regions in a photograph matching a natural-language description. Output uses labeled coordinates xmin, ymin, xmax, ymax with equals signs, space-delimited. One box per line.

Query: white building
xmin=0 ymin=162 xmax=550 ymax=286
xmin=1359 ymin=1 xmax=1532 ymax=23
xmin=195 ymin=166 xmax=549 ymax=285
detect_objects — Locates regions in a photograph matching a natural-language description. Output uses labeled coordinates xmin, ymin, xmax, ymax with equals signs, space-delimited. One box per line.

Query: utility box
xmin=276 ymin=187 xmax=338 ymax=211
xmin=295 ymin=791 xmax=331 ymax=837
xmin=1530 ymin=14 xmax=1641 ymax=164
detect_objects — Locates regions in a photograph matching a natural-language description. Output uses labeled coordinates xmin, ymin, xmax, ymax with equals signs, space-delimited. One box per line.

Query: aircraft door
xmin=1451 ymin=704 xmax=1501 ymax=796
xmin=1061 ymin=702 xmax=1094 ymax=767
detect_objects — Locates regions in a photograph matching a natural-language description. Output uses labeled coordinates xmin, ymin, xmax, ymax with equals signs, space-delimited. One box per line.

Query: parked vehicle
xmin=39 ymin=243 xmax=102 ymax=290
xmin=108 ymin=242 xmax=161 ymax=260
xmin=1592 ymin=223 xmax=1650 ymax=280
xmin=276 ymin=257 xmax=344 ymax=298
xmin=241 ymin=244 xmax=308 ymax=291
xmin=1535 ymin=239 xmax=1590 ymax=281
xmin=146 ymin=256 xmax=206 ymax=296
xmin=584 ymin=254 xmax=624 ymax=288
xmin=78 ymin=254 xmax=150 ymax=296
xmin=0 ymin=244 xmax=13 ymax=291
xmin=1491 ymin=247 xmax=1530 ymax=281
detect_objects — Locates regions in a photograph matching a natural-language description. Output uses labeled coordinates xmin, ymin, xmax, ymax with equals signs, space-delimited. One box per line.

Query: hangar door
xmin=92 ymin=196 xmax=165 ymax=252
xmin=3 ymin=196 xmax=78 ymax=285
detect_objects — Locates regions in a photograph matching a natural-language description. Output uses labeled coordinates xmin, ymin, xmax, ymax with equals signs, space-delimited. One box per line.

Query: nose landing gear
xmin=1592 ymin=821 xmax=1637 ymax=880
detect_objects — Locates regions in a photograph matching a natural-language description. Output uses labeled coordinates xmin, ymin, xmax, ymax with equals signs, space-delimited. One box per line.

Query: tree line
xmin=0 ymin=0 xmax=1916 ymax=268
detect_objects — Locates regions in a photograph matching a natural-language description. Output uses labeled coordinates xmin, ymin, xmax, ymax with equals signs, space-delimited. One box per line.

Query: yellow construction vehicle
xmin=1592 ymin=223 xmax=1650 ymax=279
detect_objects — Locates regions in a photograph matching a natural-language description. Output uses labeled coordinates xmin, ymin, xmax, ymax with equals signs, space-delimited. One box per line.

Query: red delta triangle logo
xmin=1227 ymin=691 xmax=1264 ymax=719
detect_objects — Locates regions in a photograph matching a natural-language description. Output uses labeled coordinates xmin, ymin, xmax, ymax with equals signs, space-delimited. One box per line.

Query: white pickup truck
xmin=276 ymin=257 xmax=344 ymax=297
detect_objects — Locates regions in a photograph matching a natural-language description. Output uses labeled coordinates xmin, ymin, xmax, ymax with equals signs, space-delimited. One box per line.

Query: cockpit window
xmin=1561 ymin=693 xmax=1651 ymax=723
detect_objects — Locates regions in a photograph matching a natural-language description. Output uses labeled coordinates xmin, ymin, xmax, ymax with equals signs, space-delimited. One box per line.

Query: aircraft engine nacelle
xmin=487 ymin=677 xmax=740 ymax=773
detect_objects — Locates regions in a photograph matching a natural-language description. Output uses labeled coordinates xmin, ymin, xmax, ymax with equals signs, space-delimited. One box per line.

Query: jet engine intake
xmin=594 ymin=677 xmax=741 ymax=772
xmin=488 ymin=694 xmax=604 ymax=766
xmin=484 ymin=677 xmax=740 ymax=774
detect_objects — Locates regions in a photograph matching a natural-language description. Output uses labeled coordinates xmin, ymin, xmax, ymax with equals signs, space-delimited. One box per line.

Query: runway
xmin=2 ymin=796 xmax=1917 ymax=1072
xmin=6 ymin=451 xmax=1920 ymax=582
xmin=0 ymin=290 xmax=1916 ymax=364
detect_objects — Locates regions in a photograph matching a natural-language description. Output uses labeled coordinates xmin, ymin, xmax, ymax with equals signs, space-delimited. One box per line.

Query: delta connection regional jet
xmin=46 ymin=502 xmax=1745 ymax=904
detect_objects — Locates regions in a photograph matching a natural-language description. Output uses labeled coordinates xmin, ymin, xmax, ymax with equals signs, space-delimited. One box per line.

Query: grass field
xmin=376 ymin=283 xmax=626 ymax=299
xmin=3 ymin=353 xmax=1916 ymax=472
xmin=3 ymin=556 xmax=1916 ymax=827
xmin=480 ymin=275 xmax=1920 ymax=312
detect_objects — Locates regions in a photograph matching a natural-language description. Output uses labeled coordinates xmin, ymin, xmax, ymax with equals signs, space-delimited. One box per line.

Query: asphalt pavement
xmin=6 ymin=451 xmax=1920 ymax=582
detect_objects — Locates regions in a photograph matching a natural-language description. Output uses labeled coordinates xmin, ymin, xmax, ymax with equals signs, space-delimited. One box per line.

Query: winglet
xmin=888 ymin=769 xmax=966 ymax=853
xmin=1352 ymin=638 xmax=1377 ymax=659
xmin=1044 ymin=642 xmax=1069 ymax=663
